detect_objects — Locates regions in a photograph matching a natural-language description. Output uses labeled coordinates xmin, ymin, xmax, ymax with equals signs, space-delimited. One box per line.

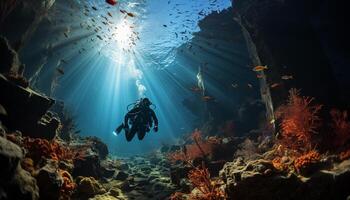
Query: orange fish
xmin=270 ymin=83 xmax=280 ymax=88
xmin=253 ymin=65 xmax=268 ymax=72
xmin=202 ymin=95 xmax=215 ymax=102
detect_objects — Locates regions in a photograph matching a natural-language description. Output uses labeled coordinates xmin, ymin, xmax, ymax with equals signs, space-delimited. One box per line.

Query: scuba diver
xmin=115 ymin=98 xmax=158 ymax=141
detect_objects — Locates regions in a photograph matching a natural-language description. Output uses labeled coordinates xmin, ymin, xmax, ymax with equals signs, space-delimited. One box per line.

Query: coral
xmin=22 ymin=137 xmax=75 ymax=164
xmin=275 ymin=88 xmax=322 ymax=152
xmin=187 ymin=163 xmax=225 ymax=200
xmin=330 ymin=109 xmax=350 ymax=148
xmin=272 ymin=156 xmax=291 ymax=172
xmin=293 ymin=150 xmax=320 ymax=174
xmin=59 ymin=170 xmax=76 ymax=199
xmin=168 ymin=130 xmax=218 ymax=163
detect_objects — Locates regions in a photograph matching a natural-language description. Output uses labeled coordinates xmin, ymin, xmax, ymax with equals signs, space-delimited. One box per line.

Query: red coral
xmin=275 ymin=88 xmax=322 ymax=152
xmin=187 ymin=163 xmax=226 ymax=200
xmin=168 ymin=130 xmax=217 ymax=163
xmin=293 ymin=150 xmax=320 ymax=173
xmin=330 ymin=109 xmax=350 ymax=148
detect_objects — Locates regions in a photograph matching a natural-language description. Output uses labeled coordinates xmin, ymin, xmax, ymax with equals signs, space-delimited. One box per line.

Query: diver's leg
xmin=125 ymin=126 xmax=137 ymax=142
xmin=137 ymin=130 xmax=146 ymax=140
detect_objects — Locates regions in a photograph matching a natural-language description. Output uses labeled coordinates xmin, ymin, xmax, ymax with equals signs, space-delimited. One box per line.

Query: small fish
xmin=163 ymin=24 xmax=167 ymax=27
xmin=202 ymin=95 xmax=215 ymax=102
xmin=270 ymin=118 xmax=275 ymax=124
xmin=256 ymin=74 xmax=264 ymax=79
xmin=231 ymin=83 xmax=238 ymax=88
xmin=270 ymin=83 xmax=280 ymax=88
xmin=120 ymin=9 xmax=126 ymax=14
xmin=127 ymin=12 xmax=135 ymax=17
xmin=92 ymin=6 xmax=97 ymax=11
xmin=108 ymin=12 xmax=113 ymax=17
xmin=63 ymin=32 xmax=68 ymax=38
xmin=247 ymin=83 xmax=253 ymax=88
xmin=97 ymin=35 xmax=103 ymax=40
xmin=253 ymin=65 xmax=268 ymax=72
xmin=281 ymin=75 xmax=293 ymax=80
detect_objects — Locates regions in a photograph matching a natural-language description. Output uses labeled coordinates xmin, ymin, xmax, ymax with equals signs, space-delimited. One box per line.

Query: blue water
xmin=21 ymin=0 xmax=236 ymax=155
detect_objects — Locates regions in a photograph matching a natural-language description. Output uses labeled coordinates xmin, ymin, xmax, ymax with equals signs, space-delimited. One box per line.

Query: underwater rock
xmin=170 ymin=165 xmax=192 ymax=185
xmin=88 ymin=193 xmax=118 ymax=200
xmin=85 ymin=136 xmax=109 ymax=160
xmin=73 ymin=153 xmax=101 ymax=178
xmin=75 ymin=176 xmax=106 ymax=199
xmin=35 ymin=160 xmax=63 ymax=200
xmin=0 ymin=74 xmax=55 ymax=137
xmin=0 ymin=137 xmax=39 ymax=200
xmin=0 ymin=36 xmax=20 ymax=74
xmin=114 ymin=171 xmax=129 ymax=181
xmin=220 ymin=157 xmax=350 ymax=200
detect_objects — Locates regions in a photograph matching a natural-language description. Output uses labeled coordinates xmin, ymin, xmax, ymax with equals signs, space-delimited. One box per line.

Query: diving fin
xmin=115 ymin=124 xmax=124 ymax=134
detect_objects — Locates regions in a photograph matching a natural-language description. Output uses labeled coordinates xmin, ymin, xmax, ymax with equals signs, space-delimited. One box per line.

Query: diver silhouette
xmin=115 ymin=98 xmax=158 ymax=141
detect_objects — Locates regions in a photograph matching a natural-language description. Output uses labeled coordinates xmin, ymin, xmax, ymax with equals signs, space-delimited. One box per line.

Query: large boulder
xmin=74 ymin=176 xmax=106 ymax=199
xmin=86 ymin=136 xmax=109 ymax=160
xmin=0 ymin=74 xmax=55 ymax=138
xmin=35 ymin=160 xmax=63 ymax=200
xmin=73 ymin=153 xmax=101 ymax=178
xmin=0 ymin=137 xmax=39 ymax=200
xmin=0 ymin=36 xmax=20 ymax=74
xmin=220 ymin=157 xmax=350 ymax=200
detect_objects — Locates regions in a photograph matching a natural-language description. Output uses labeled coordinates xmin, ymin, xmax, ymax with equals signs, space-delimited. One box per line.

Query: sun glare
xmin=114 ymin=19 xmax=135 ymax=50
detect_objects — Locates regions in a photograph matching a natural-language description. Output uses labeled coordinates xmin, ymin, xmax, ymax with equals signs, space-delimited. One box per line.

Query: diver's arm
xmin=124 ymin=107 xmax=139 ymax=126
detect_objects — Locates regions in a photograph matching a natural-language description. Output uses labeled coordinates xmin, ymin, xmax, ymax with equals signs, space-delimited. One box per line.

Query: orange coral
xmin=275 ymin=88 xmax=322 ymax=152
xmin=272 ymin=157 xmax=290 ymax=171
xmin=187 ymin=163 xmax=225 ymax=200
xmin=59 ymin=170 xmax=76 ymax=199
xmin=22 ymin=137 xmax=75 ymax=164
xmin=168 ymin=130 xmax=217 ymax=163
xmin=330 ymin=109 xmax=350 ymax=148
xmin=293 ymin=150 xmax=320 ymax=173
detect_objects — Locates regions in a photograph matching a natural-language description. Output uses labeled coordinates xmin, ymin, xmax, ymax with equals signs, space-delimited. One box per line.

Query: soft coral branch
xmin=275 ymin=88 xmax=322 ymax=152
